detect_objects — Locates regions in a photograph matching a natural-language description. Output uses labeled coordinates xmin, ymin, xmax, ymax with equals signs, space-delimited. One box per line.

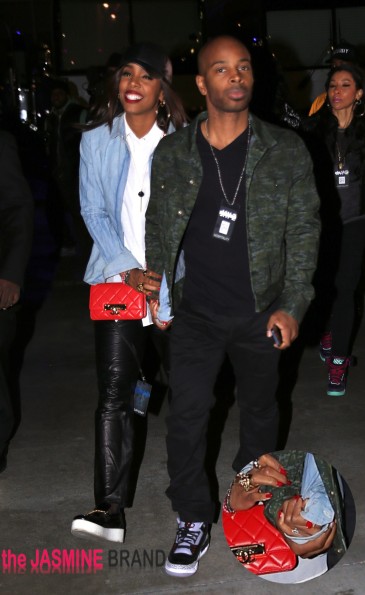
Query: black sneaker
xmin=165 ymin=518 xmax=210 ymax=577
xmin=71 ymin=504 xmax=125 ymax=543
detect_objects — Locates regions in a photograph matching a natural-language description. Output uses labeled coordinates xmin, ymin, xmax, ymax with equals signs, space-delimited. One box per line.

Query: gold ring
xmin=235 ymin=472 xmax=255 ymax=492
xmin=137 ymin=283 xmax=144 ymax=292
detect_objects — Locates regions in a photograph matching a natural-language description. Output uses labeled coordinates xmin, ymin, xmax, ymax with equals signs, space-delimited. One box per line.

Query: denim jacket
xmin=80 ymin=115 xmax=175 ymax=285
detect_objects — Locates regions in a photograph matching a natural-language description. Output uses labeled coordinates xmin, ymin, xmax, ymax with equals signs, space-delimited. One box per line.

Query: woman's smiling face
xmin=118 ymin=62 xmax=163 ymax=117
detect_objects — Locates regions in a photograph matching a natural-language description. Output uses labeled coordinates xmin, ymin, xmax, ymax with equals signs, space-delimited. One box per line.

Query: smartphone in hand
xmin=271 ymin=325 xmax=283 ymax=347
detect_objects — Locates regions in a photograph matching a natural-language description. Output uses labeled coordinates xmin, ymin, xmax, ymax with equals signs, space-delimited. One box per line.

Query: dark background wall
xmin=0 ymin=0 xmax=364 ymax=121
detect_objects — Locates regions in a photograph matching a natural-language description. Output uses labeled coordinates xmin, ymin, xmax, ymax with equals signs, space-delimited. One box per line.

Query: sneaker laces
xmin=329 ymin=358 xmax=349 ymax=384
xmin=174 ymin=522 xmax=205 ymax=554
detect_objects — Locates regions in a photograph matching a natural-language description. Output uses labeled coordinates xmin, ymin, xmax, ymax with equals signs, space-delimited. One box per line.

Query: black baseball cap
xmin=120 ymin=42 xmax=172 ymax=83
xmin=327 ymin=42 xmax=358 ymax=65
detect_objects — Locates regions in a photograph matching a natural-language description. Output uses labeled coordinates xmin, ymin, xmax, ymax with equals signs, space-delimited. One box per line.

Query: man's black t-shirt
xmin=181 ymin=124 xmax=255 ymax=316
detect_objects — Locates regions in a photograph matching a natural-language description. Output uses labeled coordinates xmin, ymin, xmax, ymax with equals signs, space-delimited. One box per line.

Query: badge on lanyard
xmin=334 ymin=165 xmax=349 ymax=189
xmin=213 ymin=204 xmax=239 ymax=242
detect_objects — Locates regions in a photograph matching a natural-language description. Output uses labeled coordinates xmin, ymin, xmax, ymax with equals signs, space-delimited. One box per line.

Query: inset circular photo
xmin=222 ymin=450 xmax=355 ymax=584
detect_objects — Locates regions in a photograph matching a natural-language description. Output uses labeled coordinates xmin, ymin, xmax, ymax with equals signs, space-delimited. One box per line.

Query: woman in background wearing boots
xmin=301 ymin=63 xmax=365 ymax=396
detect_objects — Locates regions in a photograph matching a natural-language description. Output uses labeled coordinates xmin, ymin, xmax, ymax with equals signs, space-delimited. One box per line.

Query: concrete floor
xmin=1 ymin=248 xmax=364 ymax=595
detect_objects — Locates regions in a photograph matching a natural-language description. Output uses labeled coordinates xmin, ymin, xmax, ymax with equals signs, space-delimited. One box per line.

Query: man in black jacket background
xmin=0 ymin=130 xmax=34 ymax=472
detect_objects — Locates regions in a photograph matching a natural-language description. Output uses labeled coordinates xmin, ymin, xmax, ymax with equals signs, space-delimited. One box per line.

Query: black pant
xmin=330 ymin=218 xmax=365 ymax=355
xmin=0 ymin=309 xmax=16 ymax=456
xmin=166 ymin=302 xmax=280 ymax=523
xmin=93 ymin=318 xmax=168 ymax=508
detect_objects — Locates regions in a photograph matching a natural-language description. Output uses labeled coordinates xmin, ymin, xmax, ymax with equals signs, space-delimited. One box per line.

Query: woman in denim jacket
xmin=71 ymin=42 xmax=187 ymax=543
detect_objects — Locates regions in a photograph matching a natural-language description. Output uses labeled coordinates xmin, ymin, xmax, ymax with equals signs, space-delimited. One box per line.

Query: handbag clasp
xmin=104 ymin=304 xmax=127 ymax=314
xmin=231 ymin=543 xmax=265 ymax=564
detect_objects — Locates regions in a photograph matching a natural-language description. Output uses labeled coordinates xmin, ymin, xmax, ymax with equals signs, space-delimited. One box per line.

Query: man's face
xmin=51 ymin=88 xmax=68 ymax=109
xmin=331 ymin=58 xmax=352 ymax=69
xmin=196 ymin=37 xmax=254 ymax=115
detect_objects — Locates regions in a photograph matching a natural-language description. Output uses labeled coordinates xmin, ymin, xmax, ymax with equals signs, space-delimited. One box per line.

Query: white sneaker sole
xmin=71 ymin=518 xmax=125 ymax=543
xmin=164 ymin=540 xmax=210 ymax=578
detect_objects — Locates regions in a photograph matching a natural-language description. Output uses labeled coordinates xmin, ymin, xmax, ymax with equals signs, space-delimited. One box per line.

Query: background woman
xmin=71 ymin=42 xmax=187 ymax=543
xmin=301 ymin=64 xmax=365 ymax=396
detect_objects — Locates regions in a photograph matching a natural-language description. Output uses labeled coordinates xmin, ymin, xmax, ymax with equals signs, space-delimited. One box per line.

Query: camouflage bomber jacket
xmin=146 ymin=111 xmax=320 ymax=323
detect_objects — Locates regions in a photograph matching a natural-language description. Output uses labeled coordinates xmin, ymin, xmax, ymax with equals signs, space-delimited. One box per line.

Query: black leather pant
xmin=93 ymin=318 xmax=169 ymax=509
xmin=93 ymin=319 xmax=145 ymax=509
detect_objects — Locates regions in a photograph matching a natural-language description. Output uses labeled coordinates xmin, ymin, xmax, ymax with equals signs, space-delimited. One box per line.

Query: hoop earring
xmin=355 ymin=101 xmax=365 ymax=117
xmin=156 ymin=99 xmax=169 ymax=117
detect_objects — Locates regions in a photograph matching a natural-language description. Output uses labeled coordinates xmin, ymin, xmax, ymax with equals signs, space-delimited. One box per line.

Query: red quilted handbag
xmin=89 ymin=283 xmax=146 ymax=320
xmin=222 ymin=504 xmax=297 ymax=575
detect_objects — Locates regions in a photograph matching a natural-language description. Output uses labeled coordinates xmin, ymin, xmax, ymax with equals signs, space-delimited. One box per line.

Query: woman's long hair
xmin=85 ymin=63 xmax=187 ymax=133
xmin=323 ymin=65 xmax=364 ymax=137
xmin=305 ymin=64 xmax=365 ymax=160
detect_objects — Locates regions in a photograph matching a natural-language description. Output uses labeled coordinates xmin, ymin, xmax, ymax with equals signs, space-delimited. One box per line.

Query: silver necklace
xmin=205 ymin=119 xmax=251 ymax=206
xmin=336 ymin=129 xmax=346 ymax=170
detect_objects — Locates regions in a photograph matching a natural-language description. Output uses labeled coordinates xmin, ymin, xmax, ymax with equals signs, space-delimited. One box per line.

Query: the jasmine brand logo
xmin=1 ymin=548 xmax=103 ymax=574
xmin=108 ymin=549 xmax=166 ymax=568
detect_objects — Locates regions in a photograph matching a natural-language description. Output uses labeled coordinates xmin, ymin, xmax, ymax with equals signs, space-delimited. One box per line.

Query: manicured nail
xmin=265 ymin=493 xmax=273 ymax=498
xmin=278 ymin=510 xmax=283 ymax=518
xmin=286 ymin=480 xmax=292 ymax=485
xmin=294 ymin=494 xmax=301 ymax=500
xmin=276 ymin=481 xmax=284 ymax=487
xmin=305 ymin=521 xmax=314 ymax=529
xmin=279 ymin=467 xmax=287 ymax=475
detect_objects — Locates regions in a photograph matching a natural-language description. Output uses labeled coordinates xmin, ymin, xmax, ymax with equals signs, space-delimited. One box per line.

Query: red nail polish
xmin=279 ymin=467 xmax=287 ymax=475
xmin=306 ymin=521 xmax=314 ymax=529
xmin=286 ymin=480 xmax=292 ymax=485
xmin=276 ymin=481 xmax=284 ymax=487
xmin=265 ymin=493 xmax=273 ymax=498
xmin=294 ymin=494 xmax=301 ymax=500
xmin=278 ymin=509 xmax=283 ymax=518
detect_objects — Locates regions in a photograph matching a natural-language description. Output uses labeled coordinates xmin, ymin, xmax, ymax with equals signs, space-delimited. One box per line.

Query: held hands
xmin=229 ymin=453 xmax=291 ymax=511
xmin=0 ymin=279 xmax=20 ymax=310
xmin=149 ymin=299 xmax=172 ymax=331
xmin=123 ymin=269 xmax=171 ymax=329
xmin=124 ymin=268 xmax=161 ymax=300
xmin=267 ymin=310 xmax=299 ymax=350
xmin=277 ymin=495 xmax=337 ymax=558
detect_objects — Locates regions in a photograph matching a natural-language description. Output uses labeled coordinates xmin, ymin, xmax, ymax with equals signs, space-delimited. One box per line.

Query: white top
xmin=108 ymin=114 xmax=164 ymax=326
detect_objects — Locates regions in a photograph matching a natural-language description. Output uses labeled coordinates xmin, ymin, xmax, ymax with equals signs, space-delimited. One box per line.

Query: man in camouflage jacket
xmin=145 ymin=35 xmax=320 ymax=578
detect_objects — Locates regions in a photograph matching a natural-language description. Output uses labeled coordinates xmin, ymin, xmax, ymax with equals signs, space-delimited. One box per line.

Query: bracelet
xmin=223 ymin=481 xmax=236 ymax=514
xmin=121 ymin=270 xmax=131 ymax=285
